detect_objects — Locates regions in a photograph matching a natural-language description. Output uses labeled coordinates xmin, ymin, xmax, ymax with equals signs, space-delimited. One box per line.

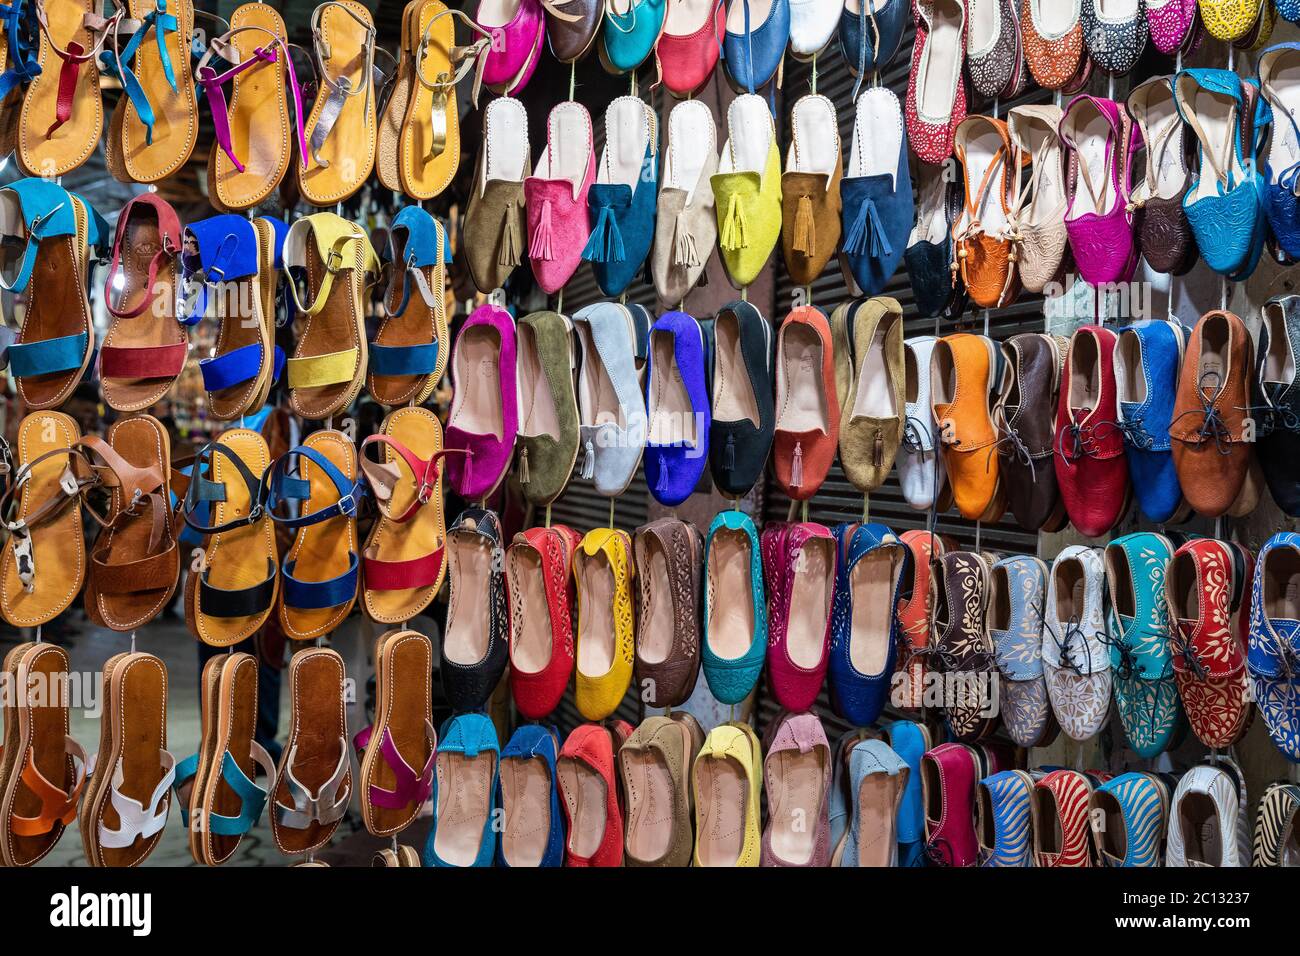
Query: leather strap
xmin=275 ymin=741 xmax=350 ymax=829
xmin=94 ymin=750 xmax=175 ymax=849
xmin=265 ymin=445 xmax=364 ymax=530
xmin=281 ymin=213 xmax=378 ymax=318
xmin=7 ymin=332 xmax=88 ymax=378
xmin=33 ymin=0 xmax=120 ymax=136
xmin=307 ymin=0 xmax=375 ymax=167
xmin=102 ymin=193 xmax=181 ymax=319
xmin=174 ymin=741 xmax=276 ymax=835
xmin=285 ymin=348 xmax=358 ymax=388
xmin=10 ymin=735 xmax=86 ymax=837
xmin=354 ymin=721 xmax=435 ymax=810
xmin=182 ymin=439 xmax=266 ymax=535
xmin=281 ymin=554 xmax=359 ymax=610
xmin=106 ymin=0 xmax=178 ymax=145
xmin=198 ymin=557 xmax=276 ymax=617
xmin=358 ymin=434 xmax=449 ymax=523
xmin=199 ymin=341 xmax=285 ymax=392
xmin=0 ymin=178 xmax=78 ymax=295
xmin=362 ymin=547 xmax=443 ymax=591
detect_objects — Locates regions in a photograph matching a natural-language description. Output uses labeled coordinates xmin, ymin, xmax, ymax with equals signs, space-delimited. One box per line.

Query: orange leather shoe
xmin=773 ymin=306 xmax=841 ymax=500
xmin=931 ymin=333 xmax=1004 ymax=521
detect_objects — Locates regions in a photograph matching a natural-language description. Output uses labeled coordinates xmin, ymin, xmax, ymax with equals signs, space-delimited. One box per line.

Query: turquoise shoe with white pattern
xmin=1089 ymin=772 xmax=1171 ymax=867
xmin=976 ymin=770 xmax=1034 ymax=867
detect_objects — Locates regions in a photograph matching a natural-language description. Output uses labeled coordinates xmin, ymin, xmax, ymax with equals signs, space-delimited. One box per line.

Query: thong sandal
xmin=299 ymin=0 xmax=378 ymax=206
xmin=106 ymin=0 xmax=198 ymax=183
xmin=370 ymin=205 xmax=448 ymax=407
xmin=0 ymin=178 xmax=107 ymax=410
xmin=78 ymin=414 xmax=181 ymax=632
xmin=265 ymin=428 xmax=364 ymax=640
xmin=80 ymin=651 xmax=172 ymax=867
xmin=271 ymin=647 xmax=351 ymax=856
xmin=196 ymin=1 xmax=309 ymax=211
xmin=174 ymin=651 xmax=276 ymax=865
xmin=99 ymin=193 xmax=187 ymax=411
xmin=0 ymin=0 xmax=38 ymax=150
xmin=182 ymin=427 xmax=279 ymax=647
xmin=360 ymin=406 xmax=451 ymax=624
xmin=0 ymin=641 xmax=86 ymax=866
xmin=182 ymin=213 xmax=287 ymax=421
xmin=376 ymin=0 xmax=417 ymax=193
xmin=0 ymin=411 xmax=91 ymax=628
xmin=356 ymin=629 xmax=435 ymax=837
xmin=283 ymin=212 xmax=380 ymax=419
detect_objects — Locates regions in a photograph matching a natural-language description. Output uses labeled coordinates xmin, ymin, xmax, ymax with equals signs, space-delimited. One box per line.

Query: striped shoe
xmin=1090 ymin=772 xmax=1171 ymax=867
xmin=1031 ymin=769 xmax=1096 ymax=867
xmin=976 ymin=770 xmax=1035 ymax=866
xmin=1251 ymin=782 xmax=1300 ymax=867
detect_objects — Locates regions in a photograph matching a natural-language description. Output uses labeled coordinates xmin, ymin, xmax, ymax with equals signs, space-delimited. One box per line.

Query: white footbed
xmin=967 ymin=0 xmax=999 ymax=56
xmin=1009 ymin=109 xmax=1066 ymax=226
xmin=599 ymin=96 xmax=653 ymax=188
xmin=1262 ymin=51 xmax=1300 ymax=189
xmin=850 ymin=323 xmax=899 ymax=420
xmin=720 ymin=93 xmax=773 ymax=175
xmin=665 ymin=0 xmax=716 ymax=34
xmin=1129 ymin=84 xmax=1186 ymax=203
xmin=664 ymin=99 xmax=717 ymax=200
xmin=908 ymin=163 xmax=949 ymax=246
xmin=536 ymin=101 xmax=593 ymax=198
xmin=786 ymin=94 xmax=839 ymax=179
xmin=1096 ymin=0 xmax=1140 ymax=21
xmin=915 ymin=0 xmax=964 ymax=123
xmin=848 ymin=87 xmax=902 ymax=183
xmin=1063 ymin=102 xmax=1117 ymax=218
xmin=957 ymin=120 xmax=1010 ymax=234
xmin=726 ymin=0 xmax=775 ymax=33
xmin=477 ymin=0 xmax=523 ymax=28
xmin=1263 ymin=299 xmax=1298 ymax=384
xmin=482 ymin=97 xmax=529 ymax=193
xmin=1178 ymin=80 xmax=1240 ymax=205
xmin=1030 ymin=0 xmax=1078 ymax=37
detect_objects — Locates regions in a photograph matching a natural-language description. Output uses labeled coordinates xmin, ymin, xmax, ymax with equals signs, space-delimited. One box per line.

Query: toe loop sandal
xmin=0 ymin=0 xmax=40 ymax=99
xmin=274 ymin=741 xmax=350 ymax=830
xmin=91 ymin=749 xmax=176 ymax=849
xmin=102 ymin=0 xmax=188 ymax=148
xmin=353 ymin=719 xmax=436 ymax=810
xmin=174 ymin=740 xmax=276 ymax=836
xmin=305 ymin=0 xmax=376 ymax=170
xmin=410 ymin=6 xmax=492 ymax=155
xmin=0 ymin=444 xmax=95 ymax=594
xmin=11 ymin=734 xmax=87 ymax=837
xmin=372 ymin=206 xmax=448 ymax=406
xmin=28 ymin=0 xmax=121 ymax=138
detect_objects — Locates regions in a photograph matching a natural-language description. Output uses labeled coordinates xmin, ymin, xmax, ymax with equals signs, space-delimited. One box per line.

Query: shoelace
xmin=1047 ymin=615 xmax=1102 ymax=676
xmin=1242 ymin=399 xmax=1300 ymax=437
xmin=924 ymin=835 xmax=956 ymax=867
xmin=1167 ymin=369 xmax=1233 ymax=456
xmin=1170 ymin=626 xmax=1210 ymax=681
xmin=900 ymin=414 xmax=932 ymax=454
xmin=1054 ymin=415 xmax=1121 ymax=464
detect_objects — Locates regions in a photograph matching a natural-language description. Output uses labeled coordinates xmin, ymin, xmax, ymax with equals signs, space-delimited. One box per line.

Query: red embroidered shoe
xmin=1165 ymin=538 xmax=1255 ymax=749
xmin=1031 ymin=769 xmax=1095 ymax=867
xmin=906 ymin=0 xmax=968 ymax=164
xmin=921 ymin=741 xmax=980 ymax=866
xmin=1053 ymin=325 xmax=1129 ymax=537
xmin=656 ymin=0 xmax=725 ymax=97
xmin=761 ymin=521 xmax=836 ymax=711
xmin=558 ymin=723 xmax=624 ymax=866
xmin=506 ymin=523 xmax=582 ymax=719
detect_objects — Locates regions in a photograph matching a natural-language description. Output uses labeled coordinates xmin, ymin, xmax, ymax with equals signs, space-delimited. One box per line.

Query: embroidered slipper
xmin=371 ymin=206 xmax=448 ymax=407
xmin=174 ymin=651 xmax=276 ymax=865
xmin=0 ymin=641 xmax=86 ymax=866
xmin=441 ymin=508 xmax=509 ymax=711
xmin=360 ymin=405 xmax=449 ymax=624
xmin=464 ymin=94 xmax=530 ymax=293
xmin=182 ymin=428 xmax=279 ymax=648
xmin=183 ymin=214 xmax=286 ymax=421
xmin=0 ymin=179 xmax=106 ymax=410
xmin=0 ymin=411 xmax=90 ymax=628
xmin=197 ymin=2 xmax=309 ymax=211
xmin=266 ymin=429 xmax=363 ymax=640
xmin=283 ymin=212 xmax=380 ymax=420
xmin=79 ymin=414 xmax=181 ymax=633
xmin=98 ymin=193 xmax=186 ymax=411
xmin=356 ymin=629 xmax=435 ymax=837
xmin=17 ymin=0 xmax=116 ymax=176
xmin=299 ymin=0 xmax=378 ymax=206
xmin=524 ymin=100 xmax=595 ymax=294
xmin=80 ymin=651 xmax=172 ymax=868
xmin=444 ymin=302 xmax=518 ymax=501
xmin=271 ymin=647 xmax=351 ymax=857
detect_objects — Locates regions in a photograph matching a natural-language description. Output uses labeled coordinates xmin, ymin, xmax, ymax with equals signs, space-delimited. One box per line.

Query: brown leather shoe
xmin=1170 ymin=310 xmax=1256 ymax=518
xmin=839 ymin=297 xmax=904 ymax=494
xmin=932 ymin=550 xmax=1000 ymax=742
xmin=995 ymin=333 xmax=1067 ymax=532
xmin=544 ymin=0 xmax=603 ymax=62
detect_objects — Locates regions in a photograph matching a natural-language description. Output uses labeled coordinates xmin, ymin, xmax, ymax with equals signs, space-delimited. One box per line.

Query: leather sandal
xmin=299 ymin=0 xmax=378 ymax=206
xmin=174 ymin=651 xmax=276 ymax=865
xmin=371 ymin=844 xmax=421 ymax=865
xmin=105 ymin=0 xmax=198 ymax=183
xmin=182 ymin=428 xmax=279 ymax=647
xmin=17 ymin=0 xmax=118 ymax=176
xmin=360 ymin=405 xmax=450 ymax=624
xmin=183 ymin=213 xmax=287 ymax=421
xmin=0 ymin=178 xmax=107 ymax=409
xmin=196 ymin=2 xmax=309 ymax=211
xmin=0 ymin=641 xmax=86 ymax=866
xmin=99 ymin=193 xmax=187 ymax=411
xmin=356 ymin=629 xmax=435 ymax=837
xmin=370 ymin=205 xmax=448 ymax=407
xmin=283 ymin=211 xmax=380 ymax=419
xmin=271 ymin=647 xmax=351 ymax=857
xmin=79 ymin=414 xmax=181 ymax=632
xmin=265 ymin=428 xmax=364 ymax=640
xmin=0 ymin=0 xmax=38 ymax=155
xmin=79 ymin=651 xmax=172 ymax=867
xmin=0 ymin=411 xmax=91 ymax=628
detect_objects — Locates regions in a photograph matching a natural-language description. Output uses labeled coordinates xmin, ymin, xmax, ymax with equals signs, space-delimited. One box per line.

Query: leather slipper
xmin=271 ymin=647 xmax=351 ymax=857
xmin=17 ymin=0 xmax=112 ymax=176
xmin=79 ymin=414 xmax=181 ymax=632
xmin=298 ymin=0 xmax=378 ymax=206
xmin=108 ymin=0 xmax=198 ymax=183
xmin=0 ymin=641 xmax=87 ymax=866
xmin=80 ymin=651 xmax=172 ymax=867
xmin=0 ymin=411 xmax=90 ymax=628
xmin=356 ymin=629 xmax=435 ymax=837
xmin=370 ymin=206 xmax=448 ymax=407
xmin=283 ymin=212 xmax=379 ymax=419
xmin=99 ymin=193 xmax=187 ymax=411
xmin=360 ymin=406 xmax=449 ymax=624
xmin=266 ymin=428 xmax=364 ymax=640
xmin=174 ymin=651 xmax=276 ymax=865
xmin=182 ymin=427 xmax=279 ymax=647
xmin=0 ymin=179 xmax=107 ymax=409
xmin=197 ymin=2 xmax=308 ymax=211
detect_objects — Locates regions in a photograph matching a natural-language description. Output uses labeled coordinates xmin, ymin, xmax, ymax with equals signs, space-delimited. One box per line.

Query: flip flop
xmin=360 ymin=406 xmax=450 ymax=624
xmin=17 ymin=0 xmax=116 ymax=176
xmin=107 ymin=0 xmax=198 ymax=183
xmin=266 ymin=428 xmax=364 ymax=640
xmin=0 ymin=411 xmax=92 ymax=628
xmin=78 ymin=414 xmax=181 ymax=632
xmin=79 ymin=651 xmax=172 ymax=867
xmin=0 ymin=641 xmax=87 ymax=866
xmin=356 ymin=629 xmax=435 ymax=837
xmin=283 ymin=212 xmax=380 ymax=419
xmin=182 ymin=427 xmax=279 ymax=647
xmin=370 ymin=206 xmax=448 ymax=407
xmin=0 ymin=178 xmax=107 ymax=409
xmin=174 ymin=651 xmax=276 ymax=865
xmin=98 ymin=193 xmax=187 ymax=411
xmin=196 ymin=2 xmax=309 ymax=211
xmin=299 ymin=0 xmax=378 ymax=206
xmin=271 ymin=647 xmax=351 ymax=857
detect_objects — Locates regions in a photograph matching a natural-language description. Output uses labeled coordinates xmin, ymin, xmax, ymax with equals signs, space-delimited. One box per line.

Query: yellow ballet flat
xmin=573 ymin=527 xmax=635 ymax=721
xmin=691 ymin=722 xmax=762 ymax=867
